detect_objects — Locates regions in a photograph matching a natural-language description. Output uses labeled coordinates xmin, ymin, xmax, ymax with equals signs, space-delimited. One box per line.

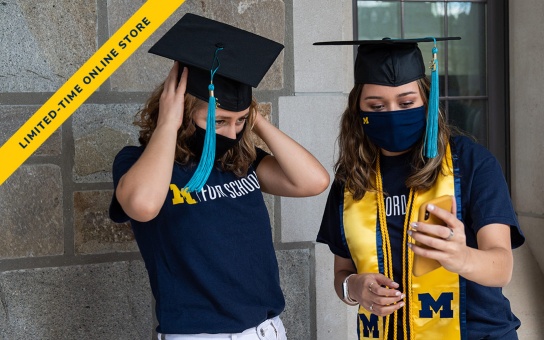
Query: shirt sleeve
xmin=454 ymin=136 xmax=525 ymax=248
xmin=316 ymin=180 xmax=352 ymax=258
xmin=108 ymin=146 xmax=144 ymax=223
xmin=252 ymin=147 xmax=270 ymax=170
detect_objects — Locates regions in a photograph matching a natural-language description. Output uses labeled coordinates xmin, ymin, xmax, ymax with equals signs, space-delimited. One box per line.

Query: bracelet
xmin=342 ymin=274 xmax=358 ymax=306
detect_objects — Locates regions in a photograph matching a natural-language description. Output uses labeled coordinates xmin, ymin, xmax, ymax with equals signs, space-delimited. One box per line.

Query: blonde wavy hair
xmin=136 ymin=82 xmax=258 ymax=177
xmin=334 ymin=77 xmax=452 ymax=200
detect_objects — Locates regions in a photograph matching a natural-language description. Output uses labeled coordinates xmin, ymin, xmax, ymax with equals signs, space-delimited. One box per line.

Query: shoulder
xmin=449 ymin=135 xmax=506 ymax=183
xmin=331 ymin=179 xmax=345 ymax=195
xmin=115 ymin=145 xmax=144 ymax=159
xmin=323 ymin=179 xmax=346 ymax=215
xmin=111 ymin=145 xmax=145 ymax=182
xmin=450 ymin=135 xmax=499 ymax=171
xmin=316 ymin=179 xmax=350 ymax=258
xmin=451 ymin=135 xmax=492 ymax=157
xmin=253 ymin=147 xmax=270 ymax=169
xmin=113 ymin=145 xmax=144 ymax=166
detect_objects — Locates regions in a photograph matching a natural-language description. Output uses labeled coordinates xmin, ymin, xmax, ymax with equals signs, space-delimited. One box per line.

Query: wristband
xmin=342 ymin=274 xmax=358 ymax=305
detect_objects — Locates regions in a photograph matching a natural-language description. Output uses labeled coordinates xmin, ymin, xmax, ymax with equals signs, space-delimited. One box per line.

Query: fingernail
xmin=399 ymin=302 xmax=405 ymax=307
xmin=407 ymin=242 xmax=413 ymax=248
xmin=428 ymin=204 xmax=435 ymax=211
xmin=401 ymin=294 xmax=406 ymax=299
xmin=395 ymin=291 xmax=401 ymax=296
xmin=410 ymin=222 xmax=418 ymax=229
xmin=407 ymin=230 xmax=412 ymax=236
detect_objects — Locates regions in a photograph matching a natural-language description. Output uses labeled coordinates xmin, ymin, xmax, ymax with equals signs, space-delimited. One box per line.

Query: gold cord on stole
xmin=375 ymin=153 xmax=417 ymax=340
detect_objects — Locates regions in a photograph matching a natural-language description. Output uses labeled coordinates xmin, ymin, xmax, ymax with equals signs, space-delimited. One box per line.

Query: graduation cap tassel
xmin=184 ymin=47 xmax=224 ymax=192
xmin=424 ymin=38 xmax=439 ymax=158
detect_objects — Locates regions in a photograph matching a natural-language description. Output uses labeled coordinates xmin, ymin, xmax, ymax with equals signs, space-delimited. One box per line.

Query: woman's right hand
xmin=157 ymin=62 xmax=188 ymax=130
xmin=348 ymin=273 xmax=405 ymax=317
xmin=115 ymin=63 xmax=188 ymax=222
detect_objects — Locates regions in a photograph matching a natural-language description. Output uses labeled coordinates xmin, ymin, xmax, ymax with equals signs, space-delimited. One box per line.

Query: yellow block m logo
xmin=418 ymin=292 xmax=454 ymax=318
xmin=359 ymin=313 xmax=379 ymax=338
xmin=169 ymin=184 xmax=197 ymax=205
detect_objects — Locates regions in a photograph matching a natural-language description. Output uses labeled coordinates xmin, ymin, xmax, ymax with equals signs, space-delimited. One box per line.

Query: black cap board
xmin=314 ymin=37 xmax=461 ymax=86
xmin=149 ymin=13 xmax=284 ymax=111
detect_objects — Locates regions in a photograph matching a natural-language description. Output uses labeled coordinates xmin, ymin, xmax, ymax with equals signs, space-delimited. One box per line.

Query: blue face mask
xmin=359 ymin=105 xmax=426 ymax=152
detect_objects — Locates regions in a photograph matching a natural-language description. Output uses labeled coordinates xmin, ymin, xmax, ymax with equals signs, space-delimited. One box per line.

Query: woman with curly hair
xmin=316 ymin=37 xmax=524 ymax=339
xmin=109 ymin=14 xmax=329 ymax=339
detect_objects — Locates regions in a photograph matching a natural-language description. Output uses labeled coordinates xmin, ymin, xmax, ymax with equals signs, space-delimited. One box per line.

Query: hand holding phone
xmin=412 ymin=195 xmax=453 ymax=277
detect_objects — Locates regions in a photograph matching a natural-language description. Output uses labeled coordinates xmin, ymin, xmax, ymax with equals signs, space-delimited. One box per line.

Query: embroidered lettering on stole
xmin=343 ymin=144 xmax=464 ymax=340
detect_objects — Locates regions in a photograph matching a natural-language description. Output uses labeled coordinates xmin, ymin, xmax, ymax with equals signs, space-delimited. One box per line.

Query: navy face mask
xmin=187 ymin=124 xmax=245 ymax=160
xmin=359 ymin=105 xmax=426 ymax=152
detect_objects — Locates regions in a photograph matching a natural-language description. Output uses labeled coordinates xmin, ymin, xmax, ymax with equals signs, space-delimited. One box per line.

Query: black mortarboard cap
xmin=314 ymin=37 xmax=460 ymax=86
xmin=149 ymin=13 xmax=284 ymax=111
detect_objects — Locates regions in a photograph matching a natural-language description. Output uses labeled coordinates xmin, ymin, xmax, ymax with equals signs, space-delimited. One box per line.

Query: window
xmin=354 ymin=0 xmax=510 ymax=178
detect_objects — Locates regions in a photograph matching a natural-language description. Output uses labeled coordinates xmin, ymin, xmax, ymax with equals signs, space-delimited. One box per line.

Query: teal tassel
xmin=184 ymin=84 xmax=217 ymax=192
xmin=184 ymin=47 xmax=223 ymax=192
xmin=424 ymin=39 xmax=439 ymax=158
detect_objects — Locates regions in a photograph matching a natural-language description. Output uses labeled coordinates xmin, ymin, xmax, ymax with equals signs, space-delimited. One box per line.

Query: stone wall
xmin=0 ymin=1 xmax=323 ymax=339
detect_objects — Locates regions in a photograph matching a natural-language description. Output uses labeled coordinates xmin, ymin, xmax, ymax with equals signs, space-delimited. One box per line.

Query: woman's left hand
xmin=407 ymin=198 xmax=469 ymax=274
xmin=252 ymin=112 xmax=329 ymax=197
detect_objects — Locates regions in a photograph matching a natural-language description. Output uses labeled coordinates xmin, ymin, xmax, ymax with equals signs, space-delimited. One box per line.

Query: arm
xmin=465 ymin=223 xmax=513 ymax=286
xmin=334 ymin=255 xmax=405 ymax=316
xmin=252 ymin=113 xmax=329 ymax=197
xmin=408 ymin=201 xmax=513 ymax=287
xmin=115 ymin=63 xmax=188 ymax=222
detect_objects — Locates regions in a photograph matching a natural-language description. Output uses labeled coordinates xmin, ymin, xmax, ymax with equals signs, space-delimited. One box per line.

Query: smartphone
xmin=412 ymin=195 xmax=453 ymax=277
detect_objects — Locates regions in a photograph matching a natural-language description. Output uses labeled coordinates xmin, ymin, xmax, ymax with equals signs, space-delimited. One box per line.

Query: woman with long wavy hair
xmin=109 ymin=14 xmax=329 ymax=339
xmin=316 ymin=38 xmax=524 ymax=339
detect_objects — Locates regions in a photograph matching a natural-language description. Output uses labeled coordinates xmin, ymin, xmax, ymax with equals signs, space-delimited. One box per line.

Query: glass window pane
xmin=405 ymin=2 xmax=445 ymax=38
xmin=447 ymin=2 xmax=486 ymax=97
xmin=405 ymin=2 xmax=446 ymax=95
xmin=357 ymin=1 xmax=400 ymax=39
xmin=448 ymin=99 xmax=488 ymax=145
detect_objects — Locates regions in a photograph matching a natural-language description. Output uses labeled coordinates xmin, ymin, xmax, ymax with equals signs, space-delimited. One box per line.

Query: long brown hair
xmin=136 ymin=82 xmax=258 ymax=177
xmin=334 ymin=77 xmax=452 ymax=200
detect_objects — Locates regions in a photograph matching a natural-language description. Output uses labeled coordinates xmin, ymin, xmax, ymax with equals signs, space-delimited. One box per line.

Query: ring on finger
xmin=369 ymin=282 xmax=375 ymax=292
xmin=445 ymin=228 xmax=454 ymax=241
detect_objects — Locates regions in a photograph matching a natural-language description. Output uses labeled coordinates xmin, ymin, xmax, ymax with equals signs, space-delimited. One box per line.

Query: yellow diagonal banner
xmin=0 ymin=0 xmax=186 ymax=186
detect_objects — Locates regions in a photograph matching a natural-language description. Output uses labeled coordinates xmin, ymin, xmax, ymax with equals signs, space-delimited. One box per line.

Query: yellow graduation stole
xmin=343 ymin=144 xmax=465 ymax=340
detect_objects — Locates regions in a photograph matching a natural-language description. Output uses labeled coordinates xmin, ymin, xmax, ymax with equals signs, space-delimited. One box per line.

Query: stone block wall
xmin=0 ymin=1 xmax=323 ymax=339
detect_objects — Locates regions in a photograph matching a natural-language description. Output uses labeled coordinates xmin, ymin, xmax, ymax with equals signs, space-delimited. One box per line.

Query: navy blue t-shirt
xmin=317 ymin=136 xmax=525 ymax=339
xmin=110 ymin=146 xmax=284 ymax=334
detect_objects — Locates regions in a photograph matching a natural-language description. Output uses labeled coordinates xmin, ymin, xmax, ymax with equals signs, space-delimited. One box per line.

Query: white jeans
xmin=157 ymin=316 xmax=287 ymax=340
